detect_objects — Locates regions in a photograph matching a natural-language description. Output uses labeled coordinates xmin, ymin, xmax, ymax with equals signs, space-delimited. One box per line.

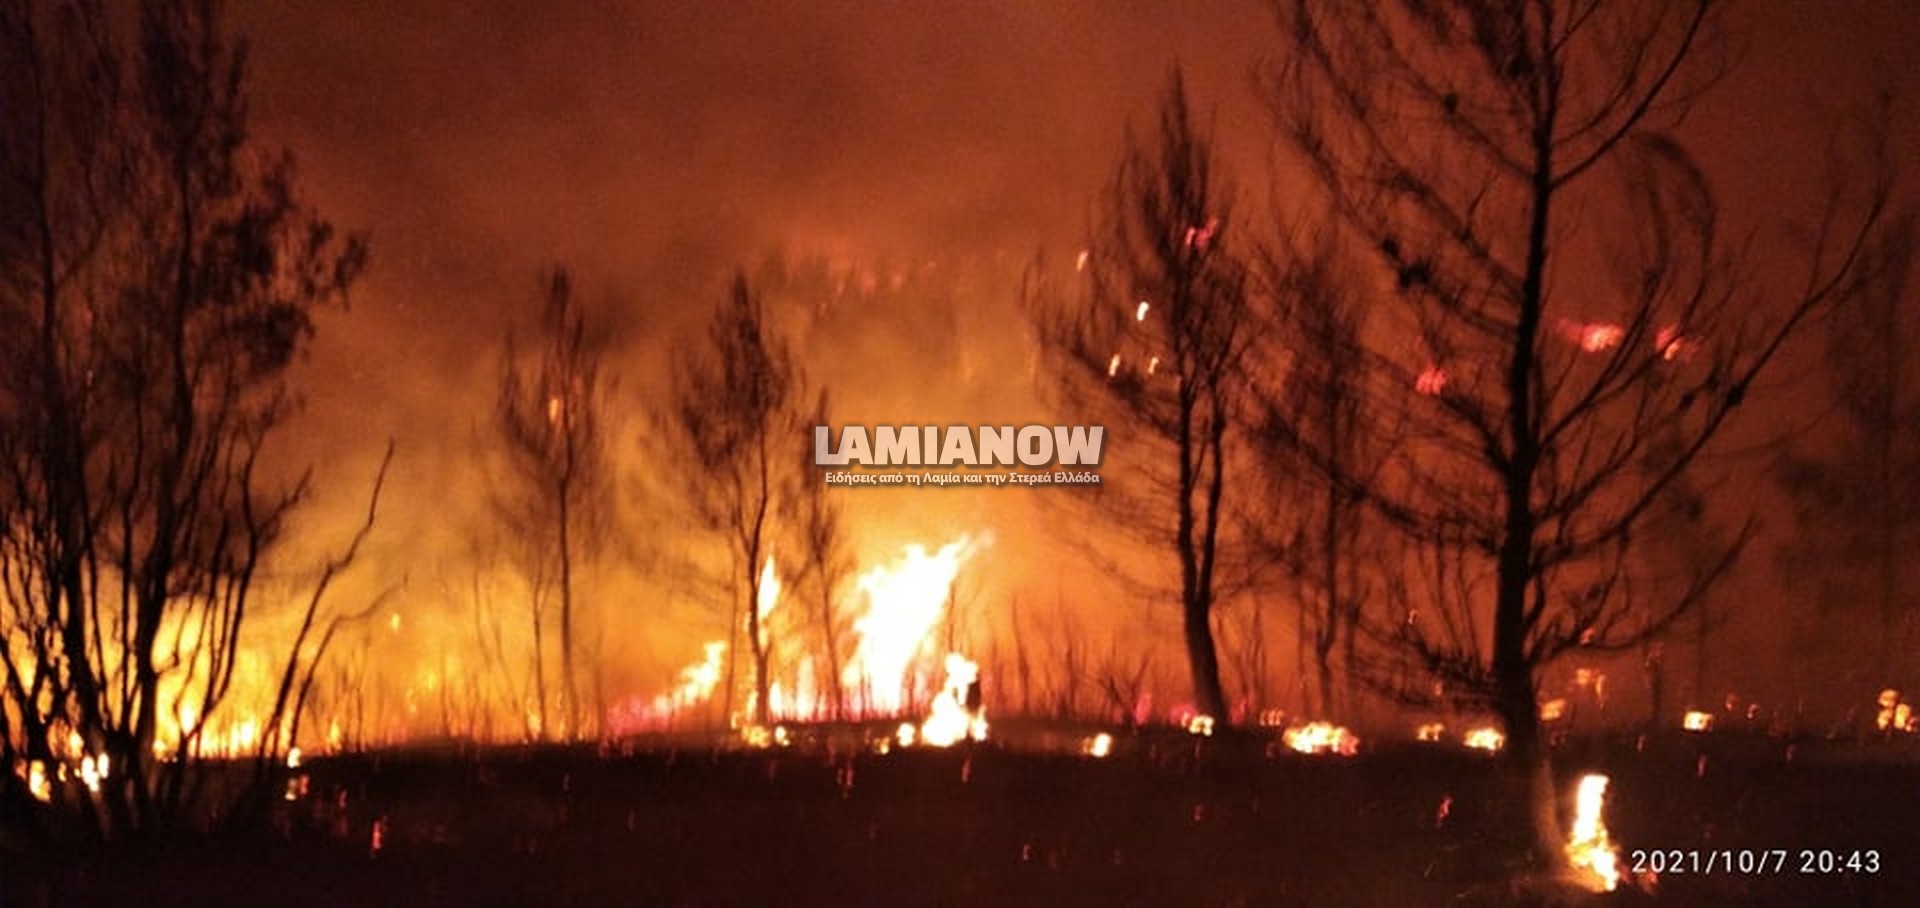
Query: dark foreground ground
xmin=4 ymin=725 xmax=1917 ymax=907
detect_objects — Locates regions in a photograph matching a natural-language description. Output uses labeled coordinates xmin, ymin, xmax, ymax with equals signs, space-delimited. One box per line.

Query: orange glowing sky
xmin=221 ymin=1 xmax=1919 ymax=713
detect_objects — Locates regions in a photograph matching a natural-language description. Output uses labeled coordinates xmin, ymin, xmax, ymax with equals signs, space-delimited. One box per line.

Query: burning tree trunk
xmin=665 ymin=274 xmax=799 ymax=727
xmin=1030 ymin=69 xmax=1258 ymax=724
xmin=1264 ymin=0 xmax=1895 ymax=869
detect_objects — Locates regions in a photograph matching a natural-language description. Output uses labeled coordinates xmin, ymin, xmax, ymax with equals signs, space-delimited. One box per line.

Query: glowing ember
xmin=1682 ymin=709 xmax=1714 ymax=732
xmin=1415 ymin=722 xmax=1445 ymax=742
xmin=1082 ymin=732 xmax=1113 ymax=758
xmin=1107 ymin=354 xmax=1122 ymax=377
xmin=1186 ymin=714 xmax=1216 ymax=737
xmin=916 ymin=653 xmax=988 ymax=747
xmin=1415 ymin=363 xmax=1448 ymax=396
xmin=843 ymin=537 xmax=978 ymax=716
xmin=1283 ymin=722 xmax=1358 ymax=756
xmin=1182 ymin=217 xmax=1220 ymax=249
xmin=1540 ymin=698 xmax=1568 ymax=722
xmin=287 ymin=746 xmax=304 ymax=769
xmin=1461 ymin=726 xmax=1504 ymax=752
xmin=1574 ymin=320 xmax=1620 ymax=351
xmin=1136 ymin=300 xmax=1150 ymax=321
xmin=1566 ymin=773 xmax=1622 ymax=892
xmin=1655 ymin=324 xmax=1695 ymax=361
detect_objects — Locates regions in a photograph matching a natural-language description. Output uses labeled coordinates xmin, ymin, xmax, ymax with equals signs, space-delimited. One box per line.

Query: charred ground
xmin=5 ymin=726 xmax=1916 ymax=907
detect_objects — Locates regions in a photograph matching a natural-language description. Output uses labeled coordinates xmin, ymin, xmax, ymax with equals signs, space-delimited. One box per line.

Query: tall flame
xmin=1566 ymin=773 xmax=1622 ymax=892
xmin=843 ymin=537 xmax=977 ymax=716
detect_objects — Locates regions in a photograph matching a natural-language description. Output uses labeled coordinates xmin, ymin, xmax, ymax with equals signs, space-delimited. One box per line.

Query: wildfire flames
xmin=1461 ymin=726 xmax=1504 ymax=752
xmin=843 ymin=536 xmax=980 ymax=716
xmin=1282 ymin=721 xmax=1359 ymax=756
xmin=1876 ymin=689 xmax=1917 ymax=734
xmin=915 ymin=653 xmax=988 ymax=747
xmin=1566 ymin=773 xmax=1622 ymax=892
xmin=613 ymin=534 xmax=984 ymax=736
xmin=615 ymin=641 xmax=728 ymax=731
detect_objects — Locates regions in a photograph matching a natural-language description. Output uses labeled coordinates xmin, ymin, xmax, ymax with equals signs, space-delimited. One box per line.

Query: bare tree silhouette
xmin=1029 ymin=69 xmax=1263 ymax=724
xmin=0 ymin=0 xmax=364 ymax=834
xmin=493 ymin=267 xmax=612 ymax=740
xmin=783 ymin=389 xmax=854 ymax=720
xmin=665 ymin=273 xmax=798 ymax=727
xmin=1262 ymin=0 xmax=1896 ymax=866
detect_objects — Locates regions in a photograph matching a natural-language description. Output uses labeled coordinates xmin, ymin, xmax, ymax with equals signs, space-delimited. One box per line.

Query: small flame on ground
xmin=1082 ymin=732 xmax=1113 ymax=758
xmin=1682 ymin=709 xmax=1714 ymax=732
xmin=1415 ymin=364 xmax=1448 ymax=396
xmin=1136 ymin=300 xmax=1150 ymax=321
xmin=1462 ymin=726 xmax=1504 ymax=752
xmin=1539 ymin=698 xmax=1568 ymax=722
xmin=1415 ymin=722 xmax=1445 ymax=742
xmin=1876 ymin=689 xmax=1917 ymax=733
xmin=740 ymin=724 xmax=791 ymax=749
xmin=918 ymin=654 xmax=988 ymax=747
xmin=1566 ymin=773 xmax=1621 ymax=892
xmin=1186 ymin=715 xmax=1215 ymax=737
xmin=1107 ymin=354 xmax=1121 ymax=377
xmin=24 ymin=761 xmax=51 ymax=803
xmin=1283 ymin=722 xmax=1358 ymax=756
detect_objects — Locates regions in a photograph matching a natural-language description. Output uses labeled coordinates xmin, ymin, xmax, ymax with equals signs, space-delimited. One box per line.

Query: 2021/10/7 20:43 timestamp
xmin=1628 ymin=849 xmax=1882 ymax=876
